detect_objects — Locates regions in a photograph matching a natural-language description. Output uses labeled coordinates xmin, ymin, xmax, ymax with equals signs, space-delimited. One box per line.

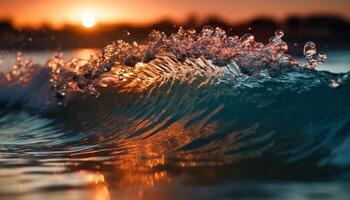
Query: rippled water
xmin=1 ymin=28 xmax=350 ymax=200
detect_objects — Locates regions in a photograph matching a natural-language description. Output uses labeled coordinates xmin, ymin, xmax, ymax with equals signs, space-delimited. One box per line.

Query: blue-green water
xmin=0 ymin=38 xmax=350 ymax=199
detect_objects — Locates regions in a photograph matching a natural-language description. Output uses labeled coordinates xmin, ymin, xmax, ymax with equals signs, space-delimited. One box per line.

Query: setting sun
xmin=81 ymin=12 xmax=96 ymax=28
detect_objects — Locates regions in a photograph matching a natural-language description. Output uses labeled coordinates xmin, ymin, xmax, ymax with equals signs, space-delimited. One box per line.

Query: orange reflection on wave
xmin=80 ymin=171 xmax=111 ymax=200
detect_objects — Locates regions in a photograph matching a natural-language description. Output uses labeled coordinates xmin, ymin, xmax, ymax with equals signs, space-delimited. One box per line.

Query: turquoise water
xmin=0 ymin=28 xmax=350 ymax=199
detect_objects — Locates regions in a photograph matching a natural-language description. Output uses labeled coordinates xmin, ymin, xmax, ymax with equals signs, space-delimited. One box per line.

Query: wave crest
xmin=1 ymin=27 xmax=317 ymax=107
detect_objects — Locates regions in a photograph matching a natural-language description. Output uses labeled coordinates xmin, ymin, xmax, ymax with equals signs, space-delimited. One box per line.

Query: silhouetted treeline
xmin=0 ymin=15 xmax=350 ymax=53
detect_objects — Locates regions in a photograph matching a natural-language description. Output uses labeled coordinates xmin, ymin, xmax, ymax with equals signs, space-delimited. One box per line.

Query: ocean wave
xmin=0 ymin=27 xmax=350 ymax=186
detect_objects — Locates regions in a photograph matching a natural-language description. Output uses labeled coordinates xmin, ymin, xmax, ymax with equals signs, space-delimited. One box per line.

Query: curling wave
xmin=0 ymin=27 xmax=350 ymax=196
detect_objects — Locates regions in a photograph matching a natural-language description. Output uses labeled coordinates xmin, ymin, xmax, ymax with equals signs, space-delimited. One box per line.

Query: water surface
xmin=1 ymin=30 xmax=350 ymax=200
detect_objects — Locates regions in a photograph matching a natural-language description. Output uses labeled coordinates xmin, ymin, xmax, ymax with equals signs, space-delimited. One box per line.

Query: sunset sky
xmin=0 ymin=0 xmax=349 ymax=28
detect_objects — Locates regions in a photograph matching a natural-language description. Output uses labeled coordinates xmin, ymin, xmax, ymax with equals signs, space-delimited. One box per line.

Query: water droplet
xmin=118 ymin=73 xmax=124 ymax=80
xmin=275 ymin=30 xmax=284 ymax=38
xmin=317 ymin=52 xmax=327 ymax=63
xmin=201 ymin=25 xmax=214 ymax=36
xmin=55 ymin=91 xmax=66 ymax=99
xmin=303 ymin=41 xmax=317 ymax=57
xmin=330 ymin=79 xmax=340 ymax=88
xmin=102 ymin=66 xmax=111 ymax=72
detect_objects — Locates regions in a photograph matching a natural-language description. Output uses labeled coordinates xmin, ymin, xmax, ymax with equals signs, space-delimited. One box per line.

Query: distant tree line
xmin=0 ymin=15 xmax=349 ymax=54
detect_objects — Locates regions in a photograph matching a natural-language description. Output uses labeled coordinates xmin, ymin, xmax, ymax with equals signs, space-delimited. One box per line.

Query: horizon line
xmin=1 ymin=12 xmax=349 ymax=29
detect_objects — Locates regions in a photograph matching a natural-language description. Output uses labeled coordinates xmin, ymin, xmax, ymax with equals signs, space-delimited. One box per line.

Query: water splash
xmin=0 ymin=27 xmax=349 ymax=200
xmin=0 ymin=27 xmax=338 ymax=107
xmin=3 ymin=52 xmax=40 ymax=85
xmin=303 ymin=41 xmax=327 ymax=69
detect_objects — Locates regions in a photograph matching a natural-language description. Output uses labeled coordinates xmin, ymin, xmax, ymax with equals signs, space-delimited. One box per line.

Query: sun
xmin=81 ymin=12 xmax=96 ymax=28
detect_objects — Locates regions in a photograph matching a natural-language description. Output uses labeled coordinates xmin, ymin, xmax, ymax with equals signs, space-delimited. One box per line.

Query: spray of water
xmin=1 ymin=27 xmax=330 ymax=105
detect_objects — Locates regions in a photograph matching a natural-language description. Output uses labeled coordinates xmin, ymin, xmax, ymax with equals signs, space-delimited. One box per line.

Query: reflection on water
xmin=0 ymin=86 xmax=281 ymax=200
xmin=1 ymin=95 xmax=349 ymax=199
xmin=0 ymin=50 xmax=350 ymax=200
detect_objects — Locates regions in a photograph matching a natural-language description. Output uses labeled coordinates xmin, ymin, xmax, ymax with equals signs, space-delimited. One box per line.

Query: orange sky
xmin=0 ymin=0 xmax=349 ymax=28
